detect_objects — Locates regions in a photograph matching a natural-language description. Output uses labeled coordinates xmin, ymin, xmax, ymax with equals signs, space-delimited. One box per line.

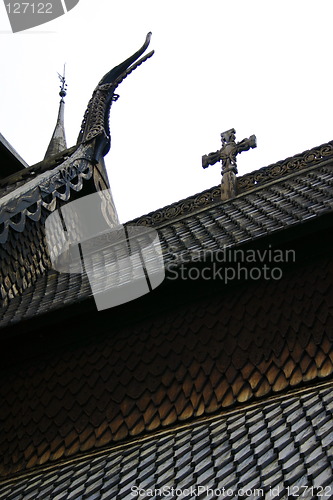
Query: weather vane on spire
xmin=44 ymin=65 xmax=68 ymax=159
xmin=57 ymin=65 xmax=67 ymax=100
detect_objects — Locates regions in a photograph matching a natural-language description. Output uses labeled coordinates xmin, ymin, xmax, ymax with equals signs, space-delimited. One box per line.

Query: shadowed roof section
xmin=0 ymin=133 xmax=28 ymax=179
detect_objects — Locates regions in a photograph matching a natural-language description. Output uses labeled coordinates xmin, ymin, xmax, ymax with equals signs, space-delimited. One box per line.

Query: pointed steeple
xmin=44 ymin=68 xmax=68 ymax=159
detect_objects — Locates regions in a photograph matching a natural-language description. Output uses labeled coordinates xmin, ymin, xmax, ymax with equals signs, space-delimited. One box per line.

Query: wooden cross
xmin=202 ymin=128 xmax=257 ymax=200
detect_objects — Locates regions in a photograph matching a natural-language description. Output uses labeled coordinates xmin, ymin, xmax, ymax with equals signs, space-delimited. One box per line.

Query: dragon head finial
xmin=77 ymin=33 xmax=154 ymax=164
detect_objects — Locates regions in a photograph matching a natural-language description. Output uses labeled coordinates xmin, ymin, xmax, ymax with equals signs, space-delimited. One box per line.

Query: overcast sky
xmin=1 ymin=1 xmax=333 ymax=222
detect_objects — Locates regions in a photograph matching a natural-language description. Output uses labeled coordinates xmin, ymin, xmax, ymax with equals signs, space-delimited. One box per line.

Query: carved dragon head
xmin=77 ymin=32 xmax=154 ymax=163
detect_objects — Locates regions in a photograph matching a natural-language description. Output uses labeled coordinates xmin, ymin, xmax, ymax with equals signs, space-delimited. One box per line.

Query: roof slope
xmin=1 ymin=383 xmax=332 ymax=499
xmin=1 ymin=159 xmax=333 ymax=329
xmin=0 ymin=138 xmax=333 ymax=492
xmin=132 ymin=140 xmax=333 ymax=227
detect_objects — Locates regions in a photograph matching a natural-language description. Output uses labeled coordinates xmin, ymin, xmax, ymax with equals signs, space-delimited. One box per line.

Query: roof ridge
xmin=131 ymin=140 xmax=333 ymax=227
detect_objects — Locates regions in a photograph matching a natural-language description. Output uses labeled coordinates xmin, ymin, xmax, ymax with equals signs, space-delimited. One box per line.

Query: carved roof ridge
xmin=0 ymin=145 xmax=77 ymax=193
xmin=132 ymin=139 xmax=333 ymax=227
xmin=1 ymin=139 xmax=333 ymax=243
xmin=0 ymin=144 xmax=94 ymax=244
xmin=0 ymin=145 xmax=92 ymax=207
xmin=238 ymin=139 xmax=333 ymax=192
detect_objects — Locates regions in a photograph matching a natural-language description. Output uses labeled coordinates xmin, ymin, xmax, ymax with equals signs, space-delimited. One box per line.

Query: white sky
xmin=1 ymin=1 xmax=333 ymax=223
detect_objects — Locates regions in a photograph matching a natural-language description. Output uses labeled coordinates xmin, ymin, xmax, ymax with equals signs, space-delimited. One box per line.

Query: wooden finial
xmin=202 ymin=128 xmax=257 ymax=200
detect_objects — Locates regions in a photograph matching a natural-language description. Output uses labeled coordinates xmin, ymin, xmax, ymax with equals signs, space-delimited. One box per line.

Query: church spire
xmin=44 ymin=67 xmax=68 ymax=159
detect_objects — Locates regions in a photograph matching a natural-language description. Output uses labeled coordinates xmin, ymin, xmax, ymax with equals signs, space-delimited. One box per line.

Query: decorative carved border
xmin=238 ymin=141 xmax=333 ymax=193
xmin=0 ymin=151 xmax=93 ymax=244
xmin=2 ymin=140 xmax=333 ymax=238
xmin=133 ymin=141 xmax=333 ymax=227
xmin=0 ymin=146 xmax=78 ymax=196
xmin=134 ymin=186 xmax=222 ymax=227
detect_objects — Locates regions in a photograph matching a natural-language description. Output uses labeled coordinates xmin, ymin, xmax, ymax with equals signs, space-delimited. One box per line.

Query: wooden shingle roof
xmin=1 ymin=384 xmax=332 ymax=498
xmin=1 ymin=139 xmax=333 ymax=492
xmin=1 ymin=141 xmax=333 ymax=327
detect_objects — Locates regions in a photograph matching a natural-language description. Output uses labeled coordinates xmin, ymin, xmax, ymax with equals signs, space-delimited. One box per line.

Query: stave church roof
xmin=1 ymin=34 xmax=333 ymax=498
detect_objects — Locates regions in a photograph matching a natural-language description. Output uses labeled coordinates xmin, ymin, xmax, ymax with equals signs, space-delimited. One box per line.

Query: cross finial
xmin=202 ymin=128 xmax=257 ymax=200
